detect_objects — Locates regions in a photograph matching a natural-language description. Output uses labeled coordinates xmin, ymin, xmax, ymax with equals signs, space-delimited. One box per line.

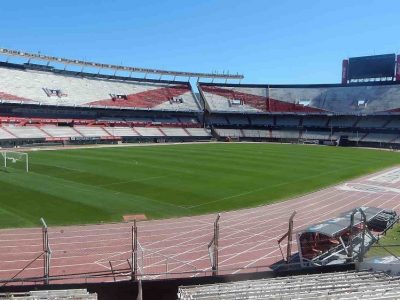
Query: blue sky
xmin=1 ymin=0 xmax=399 ymax=84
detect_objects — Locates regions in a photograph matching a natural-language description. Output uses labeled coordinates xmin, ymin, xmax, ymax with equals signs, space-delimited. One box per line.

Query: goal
xmin=1 ymin=151 xmax=29 ymax=172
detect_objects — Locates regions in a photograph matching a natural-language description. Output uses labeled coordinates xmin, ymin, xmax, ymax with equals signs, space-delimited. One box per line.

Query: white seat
xmin=134 ymin=127 xmax=163 ymax=137
xmin=5 ymin=125 xmax=49 ymax=138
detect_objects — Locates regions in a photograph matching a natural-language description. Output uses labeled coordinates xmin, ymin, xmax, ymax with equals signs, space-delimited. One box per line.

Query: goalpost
xmin=1 ymin=151 xmax=29 ymax=172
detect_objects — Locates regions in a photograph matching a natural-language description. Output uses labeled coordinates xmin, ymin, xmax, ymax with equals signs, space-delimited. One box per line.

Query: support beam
xmin=132 ymin=220 xmax=138 ymax=281
xmin=40 ymin=217 xmax=51 ymax=285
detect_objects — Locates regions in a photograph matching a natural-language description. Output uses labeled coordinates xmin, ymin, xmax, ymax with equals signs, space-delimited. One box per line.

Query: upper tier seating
xmin=177 ymin=271 xmax=400 ymax=300
xmin=201 ymin=85 xmax=266 ymax=113
xmin=270 ymin=84 xmax=400 ymax=114
xmin=199 ymin=83 xmax=400 ymax=114
xmin=0 ymin=66 xmax=202 ymax=112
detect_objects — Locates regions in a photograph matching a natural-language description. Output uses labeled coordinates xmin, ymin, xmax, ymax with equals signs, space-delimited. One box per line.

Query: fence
xmin=1 ymin=212 xmax=397 ymax=286
xmin=0 ymin=218 xmax=204 ymax=286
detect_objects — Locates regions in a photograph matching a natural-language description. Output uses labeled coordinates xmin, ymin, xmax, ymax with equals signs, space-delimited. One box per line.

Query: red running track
xmin=1 ymin=167 xmax=400 ymax=285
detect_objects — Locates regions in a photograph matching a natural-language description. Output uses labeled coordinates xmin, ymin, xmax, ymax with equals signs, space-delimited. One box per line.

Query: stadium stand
xmin=385 ymin=118 xmax=400 ymax=129
xmin=271 ymin=130 xmax=299 ymax=139
xmin=4 ymin=125 xmax=49 ymax=139
xmin=214 ymin=128 xmax=243 ymax=138
xmin=0 ymin=63 xmax=202 ymax=112
xmin=0 ymin=127 xmax=17 ymax=140
xmin=356 ymin=116 xmax=389 ymax=128
xmin=276 ymin=115 xmax=301 ymax=127
xmin=0 ymin=57 xmax=399 ymax=148
xmin=328 ymin=116 xmax=358 ymax=128
xmin=159 ymin=127 xmax=189 ymax=137
xmin=185 ymin=128 xmax=211 ymax=137
xmin=179 ymin=116 xmax=200 ymax=124
xmin=227 ymin=115 xmax=249 ymax=125
xmin=74 ymin=126 xmax=110 ymax=138
xmin=207 ymin=115 xmax=229 ymax=126
xmin=242 ymin=129 xmax=269 ymax=138
xmin=344 ymin=132 xmax=365 ymax=143
xmin=362 ymin=133 xmax=399 ymax=143
xmin=177 ymin=271 xmax=400 ymax=300
xmin=302 ymin=116 xmax=329 ymax=128
xmin=266 ymin=85 xmax=400 ymax=114
xmin=0 ymin=121 xmax=211 ymax=144
xmin=41 ymin=125 xmax=84 ymax=138
xmin=103 ymin=127 xmax=140 ymax=137
xmin=133 ymin=127 xmax=164 ymax=137
xmin=301 ymin=130 xmax=332 ymax=141
xmin=249 ymin=115 xmax=274 ymax=126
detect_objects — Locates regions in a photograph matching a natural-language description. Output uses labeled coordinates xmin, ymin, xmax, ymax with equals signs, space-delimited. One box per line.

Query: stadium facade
xmin=0 ymin=49 xmax=399 ymax=149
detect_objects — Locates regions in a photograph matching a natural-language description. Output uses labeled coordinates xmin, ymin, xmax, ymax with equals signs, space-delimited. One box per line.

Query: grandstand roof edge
xmin=198 ymin=81 xmax=400 ymax=88
xmin=0 ymin=48 xmax=244 ymax=80
xmin=0 ymin=61 xmax=196 ymax=86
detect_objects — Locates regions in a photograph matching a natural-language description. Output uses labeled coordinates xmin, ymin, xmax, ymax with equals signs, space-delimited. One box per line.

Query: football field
xmin=0 ymin=143 xmax=398 ymax=228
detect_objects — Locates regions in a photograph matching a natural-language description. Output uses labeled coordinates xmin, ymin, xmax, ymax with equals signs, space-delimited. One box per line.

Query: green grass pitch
xmin=0 ymin=143 xmax=398 ymax=228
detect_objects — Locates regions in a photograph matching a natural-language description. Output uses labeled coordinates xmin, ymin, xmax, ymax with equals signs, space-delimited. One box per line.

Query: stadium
xmin=0 ymin=47 xmax=399 ymax=299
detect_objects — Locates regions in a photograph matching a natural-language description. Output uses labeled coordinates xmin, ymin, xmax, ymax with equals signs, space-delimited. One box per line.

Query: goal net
xmin=1 ymin=151 xmax=29 ymax=172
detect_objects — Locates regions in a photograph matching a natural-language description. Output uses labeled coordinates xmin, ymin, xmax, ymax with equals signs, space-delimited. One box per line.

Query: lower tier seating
xmin=0 ymin=125 xmax=211 ymax=141
xmin=103 ymin=127 xmax=139 ymax=137
xmin=160 ymin=127 xmax=189 ymax=137
xmin=185 ymin=128 xmax=212 ymax=137
xmin=214 ymin=128 xmax=400 ymax=144
xmin=41 ymin=125 xmax=82 ymax=138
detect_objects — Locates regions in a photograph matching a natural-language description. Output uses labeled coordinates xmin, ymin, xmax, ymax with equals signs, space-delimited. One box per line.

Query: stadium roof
xmin=0 ymin=48 xmax=244 ymax=80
